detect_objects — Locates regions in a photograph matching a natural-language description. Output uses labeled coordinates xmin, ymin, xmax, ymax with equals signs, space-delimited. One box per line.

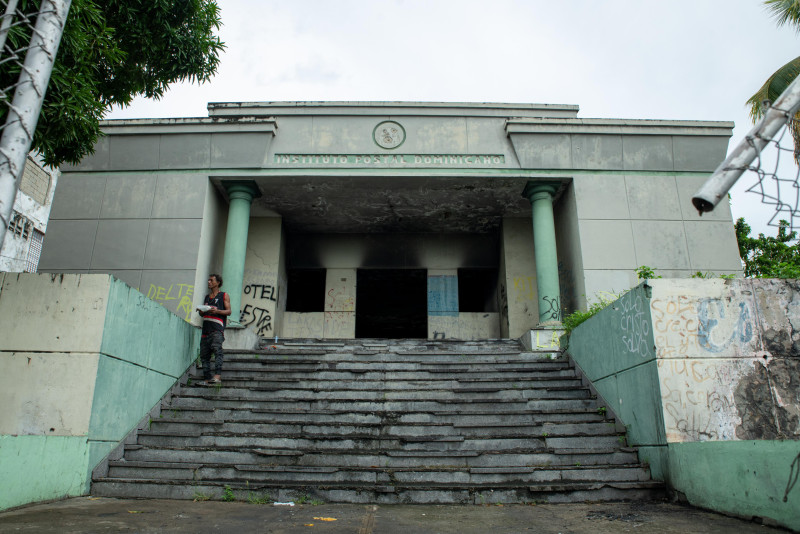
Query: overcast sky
xmin=108 ymin=0 xmax=800 ymax=238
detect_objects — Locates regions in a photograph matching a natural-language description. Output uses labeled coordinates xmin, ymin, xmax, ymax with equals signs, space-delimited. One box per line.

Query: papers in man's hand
xmin=196 ymin=305 xmax=212 ymax=313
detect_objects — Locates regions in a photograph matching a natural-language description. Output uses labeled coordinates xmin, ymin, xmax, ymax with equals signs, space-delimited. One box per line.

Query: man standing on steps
xmin=197 ymin=273 xmax=231 ymax=385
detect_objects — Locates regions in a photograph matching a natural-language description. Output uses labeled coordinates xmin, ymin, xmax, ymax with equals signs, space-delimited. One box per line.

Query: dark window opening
xmin=458 ymin=268 xmax=498 ymax=313
xmin=286 ymin=269 xmax=326 ymax=312
xmin=356 ymin=269 xmax=427 ymax=339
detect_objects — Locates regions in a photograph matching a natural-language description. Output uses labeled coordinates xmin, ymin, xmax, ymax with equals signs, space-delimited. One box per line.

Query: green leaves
xmin=635 ymin=265 xmax=661 ymax=281
xmin=562 ymin=292 xmax=622 ymax=335
xmin=735 ymin=217 xmax=800 ymax=278
xmin=746 ymin=56 xmax=800 ymax=122
xmin=0 ymin=0 xmax=224 ymax=166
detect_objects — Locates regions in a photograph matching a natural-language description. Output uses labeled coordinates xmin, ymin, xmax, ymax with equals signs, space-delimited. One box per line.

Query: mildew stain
xmin=735 ymin=359 xmax=800 ymax=440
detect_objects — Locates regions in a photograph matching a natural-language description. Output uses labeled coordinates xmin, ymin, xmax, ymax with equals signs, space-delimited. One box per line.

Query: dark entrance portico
xmin=356 ymin=269 xmax=427 ymax=339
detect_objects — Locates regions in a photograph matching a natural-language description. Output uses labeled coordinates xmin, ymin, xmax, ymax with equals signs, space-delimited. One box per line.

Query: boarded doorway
xmin=356 ymin=269 xmax=427 ymax=339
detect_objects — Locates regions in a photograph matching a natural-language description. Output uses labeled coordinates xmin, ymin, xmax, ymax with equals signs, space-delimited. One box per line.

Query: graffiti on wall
xmin=146 ymin=283 xmax=194 ymax=321
xmin=327 ymin=286 xmax=354 ymax=312
xmin=651 ymin=295 xmax=698 ymax=359
xmin=533 ymin=329 xmax=561 ymax=350
xmin=512 ymin=276 xmax=536 ymax=303
xmin=243 ymin=283 xmax=277 ymax=302
xmin=658 ymin=358 xmax=747 ymax=442
xmin=697 ymin=298 xmax=754 ymax=353
xmin=429 ymin=315 xmax=459 ymax=340
xmin=240 ymin=304 xmax=273 ymax=336
xmin=542 ymin=295 xmax=561 ymax=322
xmin=651 ymin=294 xmax=757 ymax=359
xmin=785 ymin=451 xmax=800 ymax=503
xmin=240 ymin=269 xmax=279 ymax=337
xmin=619 ymin=290 xmax=651 ymax=358
xmin=283 ymin=312 xmax=323 ymax=338
xmin=661 ymin=356 xmax=799 ymax=443
xmin=324 ymin=311 xmax=354 ymax=338
xmin=649 ymin=283 xmax=798 ymax=443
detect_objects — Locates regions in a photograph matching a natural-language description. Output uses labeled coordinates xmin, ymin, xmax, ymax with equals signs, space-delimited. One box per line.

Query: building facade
xmin=39 ymin=102 xmax=742 ymax=340
xmin=0 ymin=155 xmax=58 ymax=272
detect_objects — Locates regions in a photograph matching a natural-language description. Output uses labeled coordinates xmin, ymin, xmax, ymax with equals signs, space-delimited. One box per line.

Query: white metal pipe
xmin=692 ymin=74 xmax=800 ymax=214
xmin=0 ymin=0 xmax=20 ymax=54
xmin=0 ymin=0 xmax=70 ymax=249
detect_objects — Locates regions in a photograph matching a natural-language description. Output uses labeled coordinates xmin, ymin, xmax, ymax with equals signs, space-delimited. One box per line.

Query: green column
xmin=222 ymin=182 xmax=260 ymax=325
xmin=522 ymin=181 xmax=562 ymax=325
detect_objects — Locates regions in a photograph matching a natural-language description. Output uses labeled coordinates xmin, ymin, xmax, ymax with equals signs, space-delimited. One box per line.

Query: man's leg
xmin=210 ymin=330 xmax=225 ymax=381
xmin=199 ymin=336 xmax=213 ymax=380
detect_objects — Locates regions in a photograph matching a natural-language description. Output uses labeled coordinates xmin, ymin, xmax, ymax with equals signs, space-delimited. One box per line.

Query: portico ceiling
xmin=221 ymin=175 xmax=546 ymax=234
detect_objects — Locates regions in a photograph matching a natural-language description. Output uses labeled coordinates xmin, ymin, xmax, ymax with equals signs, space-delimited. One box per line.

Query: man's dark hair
xmin=210 ymin=273 xmax=223 ymax=287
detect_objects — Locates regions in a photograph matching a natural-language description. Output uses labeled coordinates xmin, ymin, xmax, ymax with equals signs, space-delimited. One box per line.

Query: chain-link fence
xmin=738 ymin=117 xmax=800 ymax=231
xmin=0 ymin=0 xmax=69 ymax=248
xmin=693 ymin=75 xmax=800 ymax=234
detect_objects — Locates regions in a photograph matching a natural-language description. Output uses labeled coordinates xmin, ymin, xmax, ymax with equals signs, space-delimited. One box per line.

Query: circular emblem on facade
xmin=373 ymin=121 xmax=406 ymax=149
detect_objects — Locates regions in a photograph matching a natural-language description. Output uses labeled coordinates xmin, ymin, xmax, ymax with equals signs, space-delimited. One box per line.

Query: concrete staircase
xmin=91 ymin=339 xmax=664 ymax=504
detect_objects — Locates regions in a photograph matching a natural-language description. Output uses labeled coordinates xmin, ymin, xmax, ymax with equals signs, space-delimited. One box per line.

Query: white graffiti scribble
xmin=619 ymin=291 xmax=652 ymax=357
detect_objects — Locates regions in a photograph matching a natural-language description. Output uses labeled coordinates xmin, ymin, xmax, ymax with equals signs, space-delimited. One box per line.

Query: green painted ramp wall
xmin=567 ymin=279 xmax=800 ymax=531
xmin=0 ymin=274 xmax=199 ymax=511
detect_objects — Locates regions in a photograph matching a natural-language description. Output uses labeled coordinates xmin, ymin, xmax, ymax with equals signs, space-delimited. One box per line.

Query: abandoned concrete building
xmin=38 ymin=101 xmax=742 ymax=341
xmin=8 ymin=102 xmax=799 ymax=531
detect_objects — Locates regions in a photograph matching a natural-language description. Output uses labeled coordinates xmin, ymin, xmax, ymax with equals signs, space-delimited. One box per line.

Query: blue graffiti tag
xmin=697 ymin=298 xmax=753 ymax=353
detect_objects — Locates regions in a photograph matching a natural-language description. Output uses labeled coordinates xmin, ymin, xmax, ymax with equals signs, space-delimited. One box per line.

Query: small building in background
xmin=0 ymin=155 xmax=59 ymax=272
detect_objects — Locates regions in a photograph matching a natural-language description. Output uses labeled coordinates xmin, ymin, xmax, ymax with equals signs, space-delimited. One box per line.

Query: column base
xmin=536 ymin=320 xmax=563 ymax=328
xmin=222 ymin=325 xmax=260 ymax=350
xmin=519 ymin=327 xmax=565 ymax=358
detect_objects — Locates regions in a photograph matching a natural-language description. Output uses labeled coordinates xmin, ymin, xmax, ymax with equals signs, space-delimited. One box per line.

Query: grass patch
xmin=193 ymin=491 xmax=212 ymax=502
xmin=562 ymin=292 xmax=621 ymax=336
xmin=296 ymin=494 xmax=324 ymax=506
xmin=247 ymin=492 xmax=272 ymax=505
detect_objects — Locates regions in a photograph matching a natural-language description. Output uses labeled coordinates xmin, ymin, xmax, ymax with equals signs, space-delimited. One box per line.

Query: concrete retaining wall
xmin=567 ymin=279 xmax=800 ymax=531
xmin=0 ymin=273 xmax=199 ymax=510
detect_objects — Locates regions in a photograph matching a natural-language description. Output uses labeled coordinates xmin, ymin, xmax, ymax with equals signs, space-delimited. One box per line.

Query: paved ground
xmin=0 ymin=498 xmax=789 ymax=533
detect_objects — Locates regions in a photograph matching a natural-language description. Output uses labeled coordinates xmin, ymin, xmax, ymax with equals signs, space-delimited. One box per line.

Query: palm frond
xmin=764 ymin=0 xmax=800 ymax=30
xmin=747 ymin=56 xmax=800 ymax=121
xmin=753 ymin=2 xmax=800 ymax=163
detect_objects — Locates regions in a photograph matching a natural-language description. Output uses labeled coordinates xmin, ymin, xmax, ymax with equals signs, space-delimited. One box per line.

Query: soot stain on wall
xmin=735 ymin=359 xmax=800 ymax=440
xmin=756 ymin=279 xmax=800 ymax=358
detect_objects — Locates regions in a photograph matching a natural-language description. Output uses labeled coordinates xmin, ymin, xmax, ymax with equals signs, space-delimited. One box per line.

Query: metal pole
xmin=692 ymin=74 xmax=800 ymax=214
xmin=0 ymin=0 xmax=20 ymax=54
xmin=0 ymin=0 xmax=70 ymax=249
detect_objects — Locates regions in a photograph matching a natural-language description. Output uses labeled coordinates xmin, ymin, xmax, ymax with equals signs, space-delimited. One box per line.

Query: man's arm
xmin=216 ymin=292 xmax=232 ymax=316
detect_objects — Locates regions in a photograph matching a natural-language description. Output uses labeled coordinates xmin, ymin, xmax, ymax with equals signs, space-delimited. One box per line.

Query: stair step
xmin=122 ymin=446 xmax=640 ymax=468
xmin=213 ymin=370 xmax=579 ymax=381
xmin=92 ymin=339 xmax=662 ymax=504
xmin=91 ymin=478 xmax=664 ymax=504
xmin=156 ymin=408 xmax=610 ymax=426
xmin=195 ymin=378 xmax=585 ymax=390
xmin=148 ymin=420 xmax=621 ymax=440
xmin=177 ymin=388 xmax=590 ymax=402
xmin=167 ymin=397 xmax=599 ymax=413
xmin=104 ymin=463 xmax=651 ymax=486
xmin=133 ymin=432 xmax=624 ymax=452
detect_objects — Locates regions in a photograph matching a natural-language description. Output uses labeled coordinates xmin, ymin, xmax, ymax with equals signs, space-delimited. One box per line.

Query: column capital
xmin=223 ymin=181 xmax=261 ymax=203
xmin=521 ymin=181 xmax=561 ymax=203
